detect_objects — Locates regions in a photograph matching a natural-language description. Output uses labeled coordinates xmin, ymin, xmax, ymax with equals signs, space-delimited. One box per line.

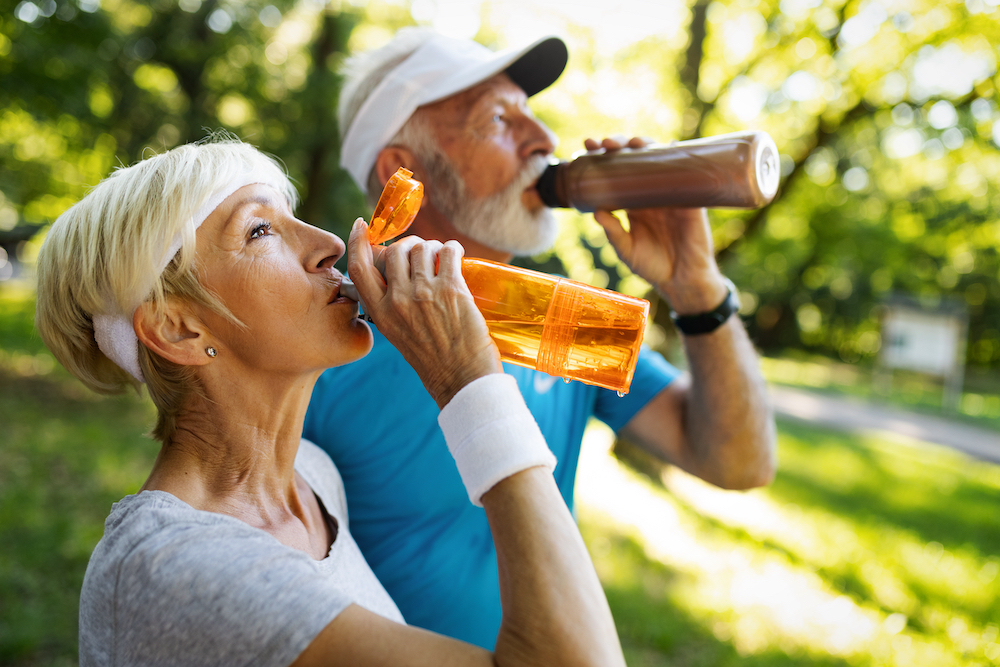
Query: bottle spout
xmin=340 ymin=277 xmax=360 ymax=302
xmin=534 ymin=162 xmax=566 ymax=209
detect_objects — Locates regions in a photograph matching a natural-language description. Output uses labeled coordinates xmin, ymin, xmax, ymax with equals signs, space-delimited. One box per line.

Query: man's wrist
xmin=659 ymin=273 xmax=729 ymax=315
xmin=669 ymin=277 xmax=741 ymax=336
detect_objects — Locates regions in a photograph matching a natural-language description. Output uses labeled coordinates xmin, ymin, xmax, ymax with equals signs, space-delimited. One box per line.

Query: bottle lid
xmin=535 ymin=162 xmax=565 ymax=208
xmin=367 ymin=167 xmax=424 ymax=245
xmin=755 ymin=134 xmax=781 ymax=202
xmin=339 ymin=277 xmax=359 ymax=302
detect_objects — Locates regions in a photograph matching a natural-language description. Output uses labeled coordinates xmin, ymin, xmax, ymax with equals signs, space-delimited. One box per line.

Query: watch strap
xmin=670 ymin=278 xmax=740 ymax=335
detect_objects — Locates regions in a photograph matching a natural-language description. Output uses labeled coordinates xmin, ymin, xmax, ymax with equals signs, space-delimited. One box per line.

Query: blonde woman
xmin=35 ymin=139 xmax=625 ymax=667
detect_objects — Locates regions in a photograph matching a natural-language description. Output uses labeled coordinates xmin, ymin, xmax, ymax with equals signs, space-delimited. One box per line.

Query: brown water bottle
xmin=535 ymin=130 xmax=780 ymax=212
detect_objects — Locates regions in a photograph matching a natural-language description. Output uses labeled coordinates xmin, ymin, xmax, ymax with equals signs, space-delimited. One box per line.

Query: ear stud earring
xmin=206 ymin=347 xmax=218 ymax=358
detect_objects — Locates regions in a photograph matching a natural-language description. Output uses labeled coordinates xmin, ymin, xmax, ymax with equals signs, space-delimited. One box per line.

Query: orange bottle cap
xmin=368 ymin=167 xmax=424 ymax=245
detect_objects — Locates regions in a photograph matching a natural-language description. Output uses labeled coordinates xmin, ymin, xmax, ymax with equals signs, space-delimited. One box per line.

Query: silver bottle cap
xmin=340 ymin=277 xmax=360 ymax=302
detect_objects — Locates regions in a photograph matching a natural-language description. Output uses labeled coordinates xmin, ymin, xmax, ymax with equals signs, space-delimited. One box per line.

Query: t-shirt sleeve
xmin=111 ymin=517 xmax=351 ymax=667
xmin=594 ymin=347 xmax=680 ymax=432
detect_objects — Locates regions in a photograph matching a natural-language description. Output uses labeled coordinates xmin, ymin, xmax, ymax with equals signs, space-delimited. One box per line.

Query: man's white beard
xmin=421 ymin=151 xmax=559 ymax=256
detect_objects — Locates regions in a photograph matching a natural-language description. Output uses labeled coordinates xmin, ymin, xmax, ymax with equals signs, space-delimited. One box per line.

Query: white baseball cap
xmin=340 ymin=34 xmax=568 ymax=193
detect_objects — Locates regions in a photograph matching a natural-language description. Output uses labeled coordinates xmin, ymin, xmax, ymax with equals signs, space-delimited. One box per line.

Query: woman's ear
xmin=374 ymin=146 xmax=423 ymax=189
xmin=134 ymin=298 xmax=212 ymax=368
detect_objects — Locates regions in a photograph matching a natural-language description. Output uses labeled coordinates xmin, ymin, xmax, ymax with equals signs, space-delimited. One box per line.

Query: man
xmin=304 ymin=28 xmax=776 ymax=649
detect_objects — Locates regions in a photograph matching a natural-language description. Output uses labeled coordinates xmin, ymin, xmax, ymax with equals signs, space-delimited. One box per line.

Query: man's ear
xmin=133 ymin=298 xmax=212 ymax=368
xmin=374 ymin=146 xmax=425 ymax=189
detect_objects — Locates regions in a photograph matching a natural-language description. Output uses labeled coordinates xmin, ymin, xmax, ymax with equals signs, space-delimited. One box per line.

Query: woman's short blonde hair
xmin=36 ymin=138 xmax=298 ymax=443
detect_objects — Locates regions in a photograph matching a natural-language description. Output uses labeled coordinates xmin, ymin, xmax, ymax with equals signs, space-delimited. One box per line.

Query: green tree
xmin=0 ymin=0 xmax=365 ymax=258
xmin=507 ymin=0 xmax=1000 ymax=370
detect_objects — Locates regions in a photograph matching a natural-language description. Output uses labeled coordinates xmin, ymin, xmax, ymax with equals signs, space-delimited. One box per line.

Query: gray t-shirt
xmin=79 ymin=439 xmax=404 ymax=667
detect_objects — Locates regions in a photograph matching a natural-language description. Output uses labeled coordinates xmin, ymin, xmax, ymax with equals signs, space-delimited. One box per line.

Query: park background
xmin=1 ymin=0 xmax=999 ymax=664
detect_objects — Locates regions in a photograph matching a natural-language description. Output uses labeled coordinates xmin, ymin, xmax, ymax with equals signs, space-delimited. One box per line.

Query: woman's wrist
xmin=428 ymin=352 xmax=504 ymax=409
xmin=437 ymin=373 xmax=557 ymax=506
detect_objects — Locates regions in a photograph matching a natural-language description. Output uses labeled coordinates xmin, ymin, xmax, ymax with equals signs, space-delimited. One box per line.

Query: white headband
xmin=340 ymin=34 xmax=567 ymax=193
xmin=92 ymin=170 xmax=283 ymax=383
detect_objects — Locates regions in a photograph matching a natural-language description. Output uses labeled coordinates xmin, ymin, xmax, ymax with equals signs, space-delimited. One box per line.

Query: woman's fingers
xmin=357 ymin=235 xmax=499 ymax=406
xmin=347 ymin=219 xmax=387 ymax=304
xmin=409 ymin=240 xmax=444 ymax=285
xmin=381 ymin=236 xmax=423 ymax=290
xmin=435 ymin=241 xmax=465 ymax=282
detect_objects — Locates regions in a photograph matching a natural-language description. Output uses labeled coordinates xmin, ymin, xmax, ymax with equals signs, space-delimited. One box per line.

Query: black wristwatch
xmin=670 ymin=277 xmax=741 ymax=335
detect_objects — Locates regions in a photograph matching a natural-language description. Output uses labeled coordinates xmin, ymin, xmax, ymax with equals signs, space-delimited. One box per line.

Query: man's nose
xmin=520 ymin=115 xmax=557 ymax=159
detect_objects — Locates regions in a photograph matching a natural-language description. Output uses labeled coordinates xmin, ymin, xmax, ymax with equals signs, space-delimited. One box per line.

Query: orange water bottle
xmin=345 ymin=168 xmax=649 ymax=394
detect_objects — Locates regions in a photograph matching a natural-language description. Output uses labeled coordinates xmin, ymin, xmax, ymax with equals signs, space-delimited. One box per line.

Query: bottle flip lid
xmin=342 ymin=167 xmax=425 ymax=309
xmin=367 ymin=167 xmax=424 ymax=245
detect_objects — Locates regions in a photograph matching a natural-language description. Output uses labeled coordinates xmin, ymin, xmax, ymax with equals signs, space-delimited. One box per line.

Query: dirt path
xmin=770 ymin=385 xmax=1000 ymax=463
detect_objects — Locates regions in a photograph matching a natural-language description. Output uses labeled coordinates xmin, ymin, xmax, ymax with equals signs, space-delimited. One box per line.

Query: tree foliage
xmin=517 ymin=0 xmax=1000 ymax=369
xmin=0 ymin=0 xmax=365 ymax=250
xmin=3 ymin=0 xmax=1000 ymax=370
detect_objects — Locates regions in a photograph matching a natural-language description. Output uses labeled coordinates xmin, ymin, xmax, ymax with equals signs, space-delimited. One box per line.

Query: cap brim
xmin=505 ymin=36 xmax=568 ymax=97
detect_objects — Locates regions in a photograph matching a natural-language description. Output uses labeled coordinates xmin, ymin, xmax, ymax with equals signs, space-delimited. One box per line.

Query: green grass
xmin=3 ymin=287 xmax=1000 ymax=665
xmin=0 ymin=288 xmax=158 ymax=665
xmin=588 ymin=422 xmax=1000 ymax=666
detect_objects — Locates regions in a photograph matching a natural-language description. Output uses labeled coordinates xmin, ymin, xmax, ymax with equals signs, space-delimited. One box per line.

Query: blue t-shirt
xmin=303 ymin=326 xmax=678 ymax=649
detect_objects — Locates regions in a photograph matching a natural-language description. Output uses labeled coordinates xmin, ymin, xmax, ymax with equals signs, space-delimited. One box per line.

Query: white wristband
xmin=437 ymin=373 xmax=557 ymax=507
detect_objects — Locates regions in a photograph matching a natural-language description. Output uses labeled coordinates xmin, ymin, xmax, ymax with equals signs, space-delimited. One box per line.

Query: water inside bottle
xmin=463 ymin=260 xmax=645 ymax=394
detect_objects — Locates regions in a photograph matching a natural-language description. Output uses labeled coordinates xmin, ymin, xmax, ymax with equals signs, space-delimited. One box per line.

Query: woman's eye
xmin=249 ymin=221 xmax=271 ymax=240
xmin=492 ymin=113 xmax=503 ymax=123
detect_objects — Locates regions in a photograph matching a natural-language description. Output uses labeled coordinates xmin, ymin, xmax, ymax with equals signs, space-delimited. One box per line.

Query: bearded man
xmin=304 ymin=28 xmax=776 ymax=649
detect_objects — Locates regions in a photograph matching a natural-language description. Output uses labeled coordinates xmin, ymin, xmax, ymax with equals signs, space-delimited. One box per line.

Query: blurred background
xmin=1 ymin=0 xmax=998 ymax=665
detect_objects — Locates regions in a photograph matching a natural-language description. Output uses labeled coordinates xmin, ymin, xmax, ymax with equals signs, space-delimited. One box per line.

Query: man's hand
xmin=584 ymin=137 xmax=777 ymax=490
xmin=585 ymin=136 xmax=728 ymax=315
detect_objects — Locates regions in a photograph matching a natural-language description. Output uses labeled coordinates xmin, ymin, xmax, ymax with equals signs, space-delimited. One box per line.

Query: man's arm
xmin=588 ymin=135 xmax=777 ymax=490
xmin=618 ymin=315 xmax=777 ymax=490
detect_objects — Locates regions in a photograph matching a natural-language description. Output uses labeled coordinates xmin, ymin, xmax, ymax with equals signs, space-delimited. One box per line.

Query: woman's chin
xmin=333 ymin=320 xmax=374 ymax=368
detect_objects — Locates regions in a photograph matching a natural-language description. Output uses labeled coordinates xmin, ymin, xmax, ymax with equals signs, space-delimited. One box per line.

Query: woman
xmin=34 ymin=139 xmax=626 ymax=667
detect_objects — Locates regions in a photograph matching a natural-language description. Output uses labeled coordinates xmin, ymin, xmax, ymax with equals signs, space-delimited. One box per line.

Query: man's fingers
xmin=627 ymin=136 xmax=653 ymax=148
xmin=594 ymin=210 xmax=632 ymax=255
xmin=583 ymin=135 xmax=655 ymax=152
xmin=601 ymin=135 xmax=628 ymax=150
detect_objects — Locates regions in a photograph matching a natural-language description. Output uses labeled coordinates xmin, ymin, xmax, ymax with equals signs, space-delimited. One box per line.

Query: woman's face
xmin=192 ymin=183 xmax=372 ymax=376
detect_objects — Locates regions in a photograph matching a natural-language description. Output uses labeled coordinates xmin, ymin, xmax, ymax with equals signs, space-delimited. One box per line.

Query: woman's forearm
xmin=483 ymin=468 xmax=626 ymax=667
xmin=292 ymin=468 xmax=626 ymax=667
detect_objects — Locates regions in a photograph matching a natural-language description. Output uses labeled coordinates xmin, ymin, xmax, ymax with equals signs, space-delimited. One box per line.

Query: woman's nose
xmin=304 ymin=224 xmax=345 ymax=271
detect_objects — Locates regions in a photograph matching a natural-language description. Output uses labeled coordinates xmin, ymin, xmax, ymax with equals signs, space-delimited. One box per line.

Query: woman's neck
xmin=142 ymin=369 xmax=334 ymax=559
xmin=143 ymin=369 xmax=317 ymax=515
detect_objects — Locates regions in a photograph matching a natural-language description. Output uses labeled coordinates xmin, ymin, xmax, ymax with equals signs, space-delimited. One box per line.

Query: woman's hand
xmin=347 ymin=219 xmax=502 ymax=408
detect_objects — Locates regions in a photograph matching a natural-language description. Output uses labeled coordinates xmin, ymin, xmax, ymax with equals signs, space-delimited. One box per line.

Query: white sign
xmin=881 ymin=309 xmax=964 ymax=376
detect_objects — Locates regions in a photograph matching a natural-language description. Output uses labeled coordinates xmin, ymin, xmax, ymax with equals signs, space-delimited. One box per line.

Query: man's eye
xmin=492 ymin=113 xmax=504 ymax=123
xmin=250 ymin=221 xmax=271 ymax=240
